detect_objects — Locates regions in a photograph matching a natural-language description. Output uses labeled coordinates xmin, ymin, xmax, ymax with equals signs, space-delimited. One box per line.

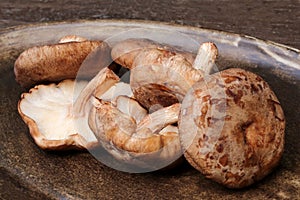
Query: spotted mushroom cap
xmin=179 ymin=68 xmax=285 ymax=188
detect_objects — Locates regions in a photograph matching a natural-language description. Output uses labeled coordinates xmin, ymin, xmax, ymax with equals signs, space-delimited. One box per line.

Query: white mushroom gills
xmin=100 ymin=82 xmax=133 ymax=102
xmin=19 ymin=80 xmax=88 ymax=141
xmin=115 ymin=95 xmax=147 ymax=124
xmin=18 ymin=67 xmax=133 ymax=149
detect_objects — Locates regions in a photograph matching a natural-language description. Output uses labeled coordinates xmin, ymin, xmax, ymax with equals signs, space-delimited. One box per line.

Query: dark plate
xmin=0 ymin=20 xmax=299 ymax=199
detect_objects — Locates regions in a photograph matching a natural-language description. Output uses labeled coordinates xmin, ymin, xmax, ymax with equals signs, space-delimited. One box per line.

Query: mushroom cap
xmin=111 ymin=39 xmax=221 ymax=110
xmin=179 ymin=68 xmax=285 ymax=188
xmin=14 ymin=39 xmax=110 ymax=88
xmin=111 ymin=38 xmax=196 ymax=69
xmin=111 ymin=38 xmax=159 ymax=69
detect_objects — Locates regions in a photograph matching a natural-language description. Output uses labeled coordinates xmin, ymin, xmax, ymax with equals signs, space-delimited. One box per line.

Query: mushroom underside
xmin=18 ymin=67 xmax=133 ymax=150
xmin=89 ymin=97 xmax=182 ymax=169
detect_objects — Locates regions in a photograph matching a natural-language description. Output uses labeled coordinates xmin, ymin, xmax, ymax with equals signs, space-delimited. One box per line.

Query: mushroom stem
xmin=136 ymin=103 xmax=181 ymax=134
xmin=73 ymin=67 xmax=120 ymax=116
xmin=192 ymin=42 xmax=218 ymax=74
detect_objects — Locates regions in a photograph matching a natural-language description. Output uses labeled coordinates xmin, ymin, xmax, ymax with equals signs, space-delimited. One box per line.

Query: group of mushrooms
xmin=15 ymin=34 xmax=285 ymax=188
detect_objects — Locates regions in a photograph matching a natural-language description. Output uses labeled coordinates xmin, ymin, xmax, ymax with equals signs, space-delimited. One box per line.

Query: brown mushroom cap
xmin=112 ymin=39 xmax=218 ymax=110
xmin=179 ymin=68 xmax=285 ymax=188
xmin=14 ymin=39 xmax=110 ymax=88
xmin=111 ymin=38 xmax=196 ymax=69
xmin=111 ymin=38 xmax=159 ymax=69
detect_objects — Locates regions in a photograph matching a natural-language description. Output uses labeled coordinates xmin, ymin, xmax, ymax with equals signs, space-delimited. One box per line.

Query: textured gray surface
xmin=0 ymin=0 xmax=299 ymax=49
xmin=0 ymin=1 xmax=300 ymax=200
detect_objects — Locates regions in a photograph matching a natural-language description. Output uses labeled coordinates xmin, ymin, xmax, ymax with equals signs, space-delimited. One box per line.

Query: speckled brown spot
xmin=241 ymin=120 xmax=254 ymax=132
xmin=250 ymin=83 xmax=259 ymax=93
xmin=194 ymin=89 xmax=203 ymax=97
xmin=200 ymin=104 xmax=208 ymax=124
xmin=207 ymin=117 xmax=220 ymax=127
xmin=244 ymin=84 xmax=250 ymax=90
xmin=225 ymin=172 xmax=242 ymax=182
xmin=256 ymin=76 xmax=263 ymax=82
xmin=238 ymin=101 xmax=245 ymax=108
xmin=267 ymin=132 xmax=276 ymax=143
xmin=224 ymin=75 xmax=242 ymax=83
xmin=207 ymin=117 xmax=212 ymax=126
xmin=226 ymin=88 xmax=243 ymax=104
xmin=237 ymin=71 xmax=248 ymax=80
xmin=198 ymin=139 xmax=204 ymax=147
xmin=216 ymin=143 xmax=224 ymax=153
xmin=219 ymin=154 xmax=228 ymax=167
xmin=203 ymin=134 xmax=208 ymax=141
xmin=202 ymin=95 xmax=211 ymax=102
xmin=224 ymin=115 xmax=232 ymax=121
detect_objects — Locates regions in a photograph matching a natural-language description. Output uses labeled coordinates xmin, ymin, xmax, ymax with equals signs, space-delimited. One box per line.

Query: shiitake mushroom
xmin=179 ymin=68 xmax=285 ymax=188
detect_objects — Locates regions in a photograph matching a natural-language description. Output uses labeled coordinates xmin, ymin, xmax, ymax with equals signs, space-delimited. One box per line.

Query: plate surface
xmin=0 ymin=20 xmax=299 ymax=199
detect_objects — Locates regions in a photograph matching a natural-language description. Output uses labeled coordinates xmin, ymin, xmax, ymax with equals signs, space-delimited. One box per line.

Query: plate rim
xmin=0 ymin=19 xmax=299 ymax=54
